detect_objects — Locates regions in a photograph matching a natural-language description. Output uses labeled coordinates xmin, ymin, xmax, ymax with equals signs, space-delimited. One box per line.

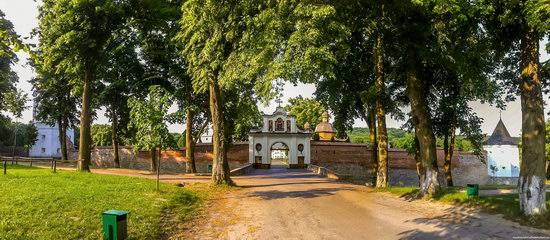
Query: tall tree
xmin=38 ymin=0 xmax=127 ymax=171
xmin=483 ymin=0 xmax=549 ymax=216
xmin=128 ymin=85 xmax=175 ymax=172
xmin=3 ymin=89 xmax=29 ymax=156
xmin=177 ymin=0 xmax=345 ymax=184
xmin=97 ymin=35 xmax=144 ymax=168
xmin=373 ymin=1 xmax=389 ymax=188
xmin=30 ymin=58 xmax=80 ymax=161
xmin=0 ymin=10 xmax=23 ymax=114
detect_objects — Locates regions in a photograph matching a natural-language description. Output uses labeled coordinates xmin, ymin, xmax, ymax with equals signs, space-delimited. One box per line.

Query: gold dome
xmin=315 ymin=111 xmax=336 ymax=134
xmin=315 ymin=122 xmax=336 ymax=133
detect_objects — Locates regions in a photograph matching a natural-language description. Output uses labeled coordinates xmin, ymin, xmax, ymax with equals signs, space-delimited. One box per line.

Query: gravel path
xmin=189 ymin=167 xmax=550 ymax=240
xmin=36 ymin=164 xmax=550 ymax=239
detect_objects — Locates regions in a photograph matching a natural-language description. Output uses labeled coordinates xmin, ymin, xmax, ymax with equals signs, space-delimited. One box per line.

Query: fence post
xmin=52 ymin=158 xmax=56 ymax=173
xmin=2 ymin=157 xmax=5 ymax=176
xmin=30 ymin=159 xmax=33 ymax=167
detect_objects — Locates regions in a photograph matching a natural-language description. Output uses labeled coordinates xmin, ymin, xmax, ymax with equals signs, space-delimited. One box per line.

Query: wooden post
xmin=2 ymin=157 xmax=6 ymax=176
xmin=53 ymin=158 xmax=57 ymax=173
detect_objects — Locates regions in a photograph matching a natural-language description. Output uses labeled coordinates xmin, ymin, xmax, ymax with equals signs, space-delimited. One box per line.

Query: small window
xmin=41 ymin=135 xmax=46 ymax=140
xmin=57 ymin=148 xmax=60 ymax=153
xmin=41 ymin=148 xmax=46 ymax=153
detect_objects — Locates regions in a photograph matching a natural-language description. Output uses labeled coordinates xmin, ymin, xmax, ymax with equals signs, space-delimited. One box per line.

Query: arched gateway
xmin=248 ymin=107 xmax=311 ymax=169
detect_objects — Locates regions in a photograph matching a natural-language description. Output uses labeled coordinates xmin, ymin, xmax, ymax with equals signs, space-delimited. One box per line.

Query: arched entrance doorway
xmin=248 ymin=107 xmax=311 ymax=169
xmin=270 ymin=142 xmax=289 ymax=168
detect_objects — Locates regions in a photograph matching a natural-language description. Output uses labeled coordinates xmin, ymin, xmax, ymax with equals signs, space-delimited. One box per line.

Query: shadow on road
xmin=396 ymin=205 xmax=548 ymax=239
xmin=240 ymin=181 xmax=334 ymax=188
xmin=249 ymin=187 xmax=354 ymax=200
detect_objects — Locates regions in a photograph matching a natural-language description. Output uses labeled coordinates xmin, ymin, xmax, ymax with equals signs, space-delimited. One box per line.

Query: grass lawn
xmin=376 ymin=186 xmax=550 ymax=229
xmin=0 ymin=165 xmax=218 ymax=239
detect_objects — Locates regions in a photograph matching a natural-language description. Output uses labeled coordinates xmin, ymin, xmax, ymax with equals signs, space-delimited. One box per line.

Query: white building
xmin=200 ymin=125 xmax=212 ymax=143
xmin=29 ymin=97 xmax=75 ymax=158
xmin=29 ymin=122 xmax=75 ymax=158
xmin=248 ymin=107 xmax=311 ymax=169
xmin=483 ymin=119 xmax=520 ymax=177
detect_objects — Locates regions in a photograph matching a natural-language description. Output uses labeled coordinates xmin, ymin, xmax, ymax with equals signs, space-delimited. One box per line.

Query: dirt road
xmin=187 ymin=167 xmax=550 ymax=240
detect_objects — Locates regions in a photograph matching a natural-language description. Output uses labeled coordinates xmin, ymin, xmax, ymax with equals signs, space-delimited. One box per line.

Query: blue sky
xmin=1 ymin=0 xmax=549 ymax=136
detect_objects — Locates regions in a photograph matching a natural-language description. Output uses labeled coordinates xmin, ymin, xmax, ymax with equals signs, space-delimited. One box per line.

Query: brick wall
xmin=86 ymin=141 xmax=488 ymax=186
xmin=310 ymin=141 xmax=484 ymax=186
xmin=87 ymin=143 xmax=250 ymax=173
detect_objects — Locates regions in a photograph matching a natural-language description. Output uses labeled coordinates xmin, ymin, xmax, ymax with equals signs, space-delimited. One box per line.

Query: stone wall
xmin=310 ymin=142 xmax=374 ymax=182
xmin=87 ymin=143 xmax=249 ymax=173
xmin=310 ymin=141 xmax=487 ymax=186
xmin=87 ymin=141 xmax=492 ymax=186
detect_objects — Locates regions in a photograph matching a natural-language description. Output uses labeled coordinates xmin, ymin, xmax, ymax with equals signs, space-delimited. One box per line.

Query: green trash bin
xmin=102 ymin=210 xmax=128 ymax=240
xmin=466 ymin=184 xmax=479 ymax=198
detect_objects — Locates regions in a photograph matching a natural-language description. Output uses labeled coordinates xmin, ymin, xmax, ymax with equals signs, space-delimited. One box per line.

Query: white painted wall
xmin=29 ymin=122 xmax=74 ymax=158
xmin=249 ymin=134 xmax=310 ymax=165
xmin=484 ymin=145 xmax=520 ymax=177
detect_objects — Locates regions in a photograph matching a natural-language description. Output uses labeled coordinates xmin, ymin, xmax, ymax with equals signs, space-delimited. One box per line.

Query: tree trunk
xmin=57 ymin=116 xmax=66 ymax=160
xmin=209 ymin=78 xmax=233 ymax=185
xmin=518 ymin=27 xmax=547 ymax=216
xmin=366 ymin=107 xmax=378 ymax=185
xmin=443 ymin=126 xmax=455 ymax=187
xmin=185 ymin=109 xmax=197 ymax=173
xmin=61 ymin=113 xmax=68 ymax=161
xmin=150 ymin=147 xmax=157 ymax=172
xmin=374 ymin=29 xmax=388 ymax=188
xmin=78 ymin=65 xmax=93 ymax=171
xmin=406 ymin=49 xmax=440 ymax=197
xmin=414 ymin=130 xmax=423 ymax=185
xmin=111 ymin=109 xmax=120 ymax=168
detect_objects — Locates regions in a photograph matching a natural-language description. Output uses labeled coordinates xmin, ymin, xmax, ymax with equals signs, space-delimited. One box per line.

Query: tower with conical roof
xmin=483 ymin=118 xmax=520 ymax=178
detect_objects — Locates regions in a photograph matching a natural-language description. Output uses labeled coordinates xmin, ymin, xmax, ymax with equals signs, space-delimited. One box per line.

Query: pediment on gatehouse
xmin=250 ymin=107 xmax=309 ymax=134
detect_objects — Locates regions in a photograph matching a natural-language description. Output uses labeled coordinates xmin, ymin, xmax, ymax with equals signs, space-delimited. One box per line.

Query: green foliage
xmin=171 ymin=133 xmax=185 ymax=149
xmin=97 ymin=33 xmax=145 ymax=144
xmin=2 ymin=89 xmax=28 ymax=119
xmin=391 ymin=133 xmax=417 ymax=154
xmin=312 ymin=132 xmax=320 ymax=141
xmin=91 ymin=124 xmax=112 ymax=147
xmin=0 ymin=10 xmax=21 ymax=113
xmin=0 ymin=165 xmax=203 ymax=239
xmin=0 ymin=118 xmax=38 ymax=148
xmin=37 ymin=0 xmax=126 ymax=80
xmin=284 ymin=96 xmax=325 ymax=130
xmin=348 ymin=127 xmax=477 ymax=153
xmin=177 ymin=0 xmax=346 ymax=99
xmin=128 ymin=85 xmax=176 ymax=151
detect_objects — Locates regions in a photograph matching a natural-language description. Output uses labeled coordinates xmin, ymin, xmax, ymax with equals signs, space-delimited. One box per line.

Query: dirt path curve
xmin=190 ymin=167 xmax=550 ymax=240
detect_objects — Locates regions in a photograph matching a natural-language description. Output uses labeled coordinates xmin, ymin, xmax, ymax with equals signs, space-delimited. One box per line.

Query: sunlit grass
xmin=0 ymin=165 xmax=213 ymax=239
